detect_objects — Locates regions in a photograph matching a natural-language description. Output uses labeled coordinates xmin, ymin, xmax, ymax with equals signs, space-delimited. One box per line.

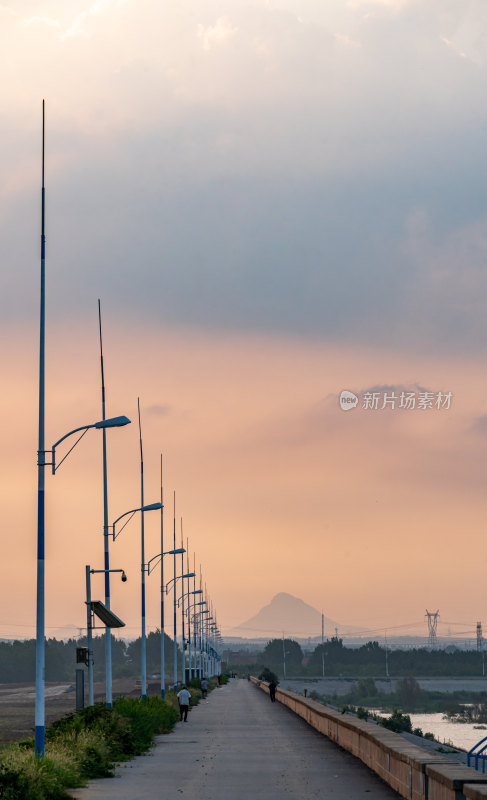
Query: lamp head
xmin=121 ymin=571 xmax=127 ymax=582
xmin=95 ymin=415 xmax=131 ymax=429
xmin=141 ymin=502 xmax=162 ymax=512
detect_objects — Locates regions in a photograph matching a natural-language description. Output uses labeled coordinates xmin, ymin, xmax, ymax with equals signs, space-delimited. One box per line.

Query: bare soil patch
xmin=0 ymin=678 xmax=144 ymax=744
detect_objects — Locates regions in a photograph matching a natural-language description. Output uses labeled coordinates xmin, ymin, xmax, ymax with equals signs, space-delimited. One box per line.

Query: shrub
xmin=356 ymin=678 xmax=377 ymax=698
xmin=112 ymin=697 xmax=178 ymax=754
xmin=396 ymin=677 xmax=421 ymax=709
xmin=379 ymin=710 xmax=413 ymax=733
xmin=0 ymin=695 xmax=179 ymax=798
xmin=258 ymin=668 xmax=278 ymax=684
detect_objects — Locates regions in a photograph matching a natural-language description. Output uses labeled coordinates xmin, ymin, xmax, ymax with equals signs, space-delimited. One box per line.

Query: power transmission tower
xmin=425 ymin=610 xmax=439 ymax=647
xmin=477 ymin=621 xmax=483 ymax=652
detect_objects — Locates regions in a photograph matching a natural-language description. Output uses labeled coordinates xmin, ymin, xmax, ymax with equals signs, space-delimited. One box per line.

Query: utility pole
xmin=321 ymin=612 xmax=325 ymax=678
xmin=282 ymin=634 xmax=286 ymax=678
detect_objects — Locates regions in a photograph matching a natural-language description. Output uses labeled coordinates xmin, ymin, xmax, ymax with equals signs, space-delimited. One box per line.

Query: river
xmin=406 ymin=713 xmax=486 ymax=752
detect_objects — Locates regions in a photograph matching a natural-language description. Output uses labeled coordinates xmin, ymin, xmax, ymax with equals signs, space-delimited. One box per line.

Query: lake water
xmin=393 ymin=712 xmax=486 ymax=752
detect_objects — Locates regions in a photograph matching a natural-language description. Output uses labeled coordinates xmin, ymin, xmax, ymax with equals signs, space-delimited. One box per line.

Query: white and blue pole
xmin=173 ymin=491 xmax=177 ymax=690
xmin=160 ymin=455 xmax=165 ymax=698
xmin=98 ymin=301 xmax=113 ymax=709
xmin=35 ymin=99 xmax=46 ymax=759
xmin=180 ymin=523 xmax=185 ymax=684
xmin=138 ymin=399 xmax=147 ymax=698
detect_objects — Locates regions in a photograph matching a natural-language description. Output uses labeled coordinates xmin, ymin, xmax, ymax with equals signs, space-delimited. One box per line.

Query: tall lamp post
xmin=178 ymin=588 xmax=202 ymax=682
xmin=191 ymin=601 xmax=207 ymax=677
xmin=36 ymin=100 xmax=47 ymax=760
xmin=146 ymin=545 xmax=185 ymax=697
xmin=111 ymin=498 xmax=162 ymax=698
xmin=198 ymin=608 xmax=210 ymax=677
xmin=205 ymin=615 xmax=214 ymax=676
xmin=166 ymin=570 xmax=196 ymax=688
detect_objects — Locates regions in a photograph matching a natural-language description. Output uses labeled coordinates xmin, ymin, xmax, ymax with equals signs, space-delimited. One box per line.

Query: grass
xmin=0 ymin=696 xmax=179 ymax=799
xmin=0 ymin=674 xmax=230 ymax=799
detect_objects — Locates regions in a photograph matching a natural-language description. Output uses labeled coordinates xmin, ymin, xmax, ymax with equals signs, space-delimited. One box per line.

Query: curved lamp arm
xmin=50 ymin=416 xmax=131 ymax=474
xmin=111 ymin=502 xmax=162 ymax=541
xmin=146 ymin=548 xmax=185 ymax=575
xmin=165 ymin=572 xmax=196 ymax=594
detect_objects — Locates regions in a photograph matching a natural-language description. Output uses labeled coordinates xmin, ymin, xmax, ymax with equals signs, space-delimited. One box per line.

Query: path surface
xmin=70 ymin=679 xmax=401 ymax=799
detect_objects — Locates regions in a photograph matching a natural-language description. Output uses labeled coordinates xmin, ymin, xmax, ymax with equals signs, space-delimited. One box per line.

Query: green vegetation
xmin=0 ymin=674 xmax=229 ymax=799
xmin=320 ymin=676 xmax=487 ymax=716
xmin=0 ymin=632 xmax=179 ymax=683
xmin=258 ymin=668 xmax=279 ymax=684
xmin=445 ymin=702 xmax=487 ymax=723
xmin=226 ymin=638 xmax=487 ymax=680
xmin=306 ymin=639 xmax=487 ymax=677
xmin=0 ymin=696 xmax=179 ymax=799
xmin=261 ymin=639 xmax=303 ymax=676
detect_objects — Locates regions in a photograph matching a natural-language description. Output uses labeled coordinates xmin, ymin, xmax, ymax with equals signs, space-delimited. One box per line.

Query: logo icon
xmin=339 ymin=390 xmax=358 ymax=411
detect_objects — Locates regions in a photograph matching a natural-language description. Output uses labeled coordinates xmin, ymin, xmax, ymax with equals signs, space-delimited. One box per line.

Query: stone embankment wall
xmin=251 ymin=677 xmax=487 ymax=800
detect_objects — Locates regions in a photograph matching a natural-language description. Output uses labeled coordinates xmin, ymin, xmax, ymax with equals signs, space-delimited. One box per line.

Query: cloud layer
xmin=2 ymin=0 xmax=487 ymax=354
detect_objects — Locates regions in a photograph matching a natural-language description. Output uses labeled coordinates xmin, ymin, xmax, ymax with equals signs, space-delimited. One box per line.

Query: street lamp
xmin=166 ymin=571 xmax=196 ymax=689
xmin=190 ymin=601 xmax=207 ymax=678
xmin=111 ymin=496 xmax=162 ymax=700
xmin=146 ymin=546 xmax=185 ymax=698
xmin=35 ymin=409 xmax=131 ymax=758
xmin=205 ymin=615 xmax=214 ymax=676
xmin=196 ymin=607 xmax=210 ymax=677
xmin=85 ymin=566 xmax=127 ymax=706
xmin=178 ymin=589 xmax=203 ymax=683
xmin=34 ymin=106 xmax=129 ymax=758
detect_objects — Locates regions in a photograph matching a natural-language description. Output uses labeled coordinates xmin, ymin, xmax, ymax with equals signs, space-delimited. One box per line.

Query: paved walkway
xmin=70 ymin=679 xmax=401 ymax=799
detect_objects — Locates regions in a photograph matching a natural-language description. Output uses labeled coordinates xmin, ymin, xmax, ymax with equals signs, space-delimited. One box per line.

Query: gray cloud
xmin=470 ymin=415 xmax=487 ymax=435
xmin=146 ymin=404 xmax=171 ymax=417
xmin=2 ymin=0 xmax=487 ymax=355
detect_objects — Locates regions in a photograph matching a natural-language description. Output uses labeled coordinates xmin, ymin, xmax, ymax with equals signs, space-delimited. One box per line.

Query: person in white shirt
xmin=177 ymin=686 xmax=192 ymax=721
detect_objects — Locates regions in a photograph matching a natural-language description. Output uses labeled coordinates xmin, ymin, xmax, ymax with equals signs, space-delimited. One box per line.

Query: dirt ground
xmin=0 ymin=678 xmax=161 ymax=745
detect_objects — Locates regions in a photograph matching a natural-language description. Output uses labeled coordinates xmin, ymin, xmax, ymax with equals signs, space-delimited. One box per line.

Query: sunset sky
xmin=2 ymin=0 xmax=487 ymax=643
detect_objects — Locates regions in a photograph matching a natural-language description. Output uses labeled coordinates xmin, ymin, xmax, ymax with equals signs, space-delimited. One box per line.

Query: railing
xmin=468 ymin=736 xmax=487 ymax=773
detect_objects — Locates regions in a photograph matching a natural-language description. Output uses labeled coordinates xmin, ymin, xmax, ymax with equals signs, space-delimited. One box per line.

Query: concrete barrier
xmin=251 ymin=678 xmax=487 ymax=800
xmin=464 ymin=786 xmax=487 ymax=799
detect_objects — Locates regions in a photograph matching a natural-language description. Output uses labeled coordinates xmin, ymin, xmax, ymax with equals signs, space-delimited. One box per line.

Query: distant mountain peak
xmin=272 ymin=592 xmax=302 ymax=602
xmin=232 ymin=592 xmax=332 ymax=639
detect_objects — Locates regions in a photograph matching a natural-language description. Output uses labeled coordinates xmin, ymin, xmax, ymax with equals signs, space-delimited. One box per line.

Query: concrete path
xmin=70 ymin=679 xmax=401 ymax=799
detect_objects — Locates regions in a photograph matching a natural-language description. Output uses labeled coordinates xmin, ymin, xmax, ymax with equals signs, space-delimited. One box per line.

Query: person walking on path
xmin=269 ymin=680 xmax=277 ymax=702
xmin=177 ymin=686 xmax=191 ymax=721
xmin=201 ymin=677 xmax=208 ymax=699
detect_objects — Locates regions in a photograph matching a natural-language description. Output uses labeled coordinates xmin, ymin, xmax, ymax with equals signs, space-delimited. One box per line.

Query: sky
xmin=1 ymin=0 xmax=487 ymax=643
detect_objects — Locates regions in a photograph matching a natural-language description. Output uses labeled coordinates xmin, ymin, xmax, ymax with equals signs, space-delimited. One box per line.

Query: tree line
xmin=226 ymin=637 xmax=487 ymax=677
xmin=0 ymin=631 xmax=179 ymax=683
